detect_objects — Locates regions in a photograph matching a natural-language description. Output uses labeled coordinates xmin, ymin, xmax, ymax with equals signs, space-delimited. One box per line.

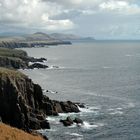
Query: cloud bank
xmin=0 ymin=0 xmax=140 ymax=38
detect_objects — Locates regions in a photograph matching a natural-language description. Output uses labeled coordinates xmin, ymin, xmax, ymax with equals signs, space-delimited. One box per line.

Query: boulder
xmin=27 ymin=57 xmax=47 ymax=63
xmin=29 ymin=63 xmax=48 ymax=69
xmin=60 ymin=117 xmax=83 ymax=127
xmin=60 ymin=101 xmax=80 ymax=113
xmin=73 ymin=117 xmax=83 ymax=124
xmin=40 ymin=120 xmax=50 ymax=129
xmin=60 ymin=116 xmax=73 ymax=127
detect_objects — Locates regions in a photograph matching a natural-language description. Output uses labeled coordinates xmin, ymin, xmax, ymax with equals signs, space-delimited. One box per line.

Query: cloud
xmin=0 ymin=0 xmax=75 ymax=31
xmin=99 ymin=0 xmax=140 ymax=15
xmin=0 ymin=0 xmax=140 ymax=38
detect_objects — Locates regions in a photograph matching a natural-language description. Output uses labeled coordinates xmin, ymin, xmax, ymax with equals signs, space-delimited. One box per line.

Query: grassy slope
xmin=0 ymin=48 xmax=27 ymax=58
xmin=0 ymin=123 xmax=44 ymax=140
xmin=0 ymin=67 xmax=26 ymax=79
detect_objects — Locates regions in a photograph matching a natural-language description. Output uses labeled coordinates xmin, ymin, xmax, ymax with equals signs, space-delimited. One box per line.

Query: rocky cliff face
xmin=0 ymin=48 xmax=49 ymax=69
xmin=0 ymin=41 xmax=31 ymax=48
xmin=0 ymin=56 xmax=28 ymax=69
xmin=0 ymin=68 xmax=79 ymax=131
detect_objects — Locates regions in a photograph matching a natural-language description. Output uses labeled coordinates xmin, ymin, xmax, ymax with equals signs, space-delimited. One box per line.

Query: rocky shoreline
xmin=0 ymin=47 xmax=83 ymax=139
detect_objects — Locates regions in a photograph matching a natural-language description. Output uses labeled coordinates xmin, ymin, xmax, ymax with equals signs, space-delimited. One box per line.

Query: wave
xmin=102 ymin=66 xmax=112 ymax=69
xmin=82 ymin=121 xmax=104 ymax=130
xmin=125 ymin=54 xmax=134 ymax=57
xmin=47 ymin=65 xmax=65 ymax=70
xmin=66 ymin=121 xmax=104 ymax=130
xmin=37 ymin=128 xmax=57 ymax=133
xmin=78 ymin=105 xmax=100 ymax=114
xmin=43 ymin=89 xmax=58 ymax=94
xmin=109 ymin=110 xmax=123 ymax=115
xmin=65 ymin=132 xmax=83 ymax=137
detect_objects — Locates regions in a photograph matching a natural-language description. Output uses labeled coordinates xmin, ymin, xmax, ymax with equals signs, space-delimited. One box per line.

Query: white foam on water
xmin=108 ymin=107 xmax=123 ymax=111
xmin=109 ymin=110 xmax=123 ymax=115
xmin=46 ymin=117 xmax=60 ymax=125
xmin=82 ymin=121 xmax=104 ymax=130
xmin=125 ymin=54 xmax=133 ymax=57
xmin=103 ymin=66 xmax=112 ymax=69
xmin=59 ymin=112 xmax=78 ymax=117
xmin=127 ymin=102 xmax=135 ymax=108
xmin=78 ymin=107 xmax=94 ymax=113
xmin=68 ymin=123 xmax=77 ymax=128
xmin=47 ymin=65 xmax=65 ymax=70
xmin=65 ymin=132 xmax=83 ymax=137
xmin=37 ymin=128 xmax=56 ymax=133
xmin=78 ymin=105 xmax=100 ymax=113
xmin=46 ymin=117 xmax=58 ymax=122
xmin=116 ymin=107 xmax=123 ymax=110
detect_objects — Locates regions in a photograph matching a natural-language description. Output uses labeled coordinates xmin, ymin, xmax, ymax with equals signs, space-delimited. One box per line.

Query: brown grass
xmin=0 ymin=123 xmax=44 ymax=140
xmin=0 ymin=67 xmax=27 ymax=79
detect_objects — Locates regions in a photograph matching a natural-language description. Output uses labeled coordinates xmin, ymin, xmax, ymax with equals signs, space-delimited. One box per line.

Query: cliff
xmin=0 ymin=48 xmax=28 ymax=69
xmin=0 ymin=41 xmax=31 ymax=48
xmin=0 ymin=68 xmax=80 ymax=131
xmin=0 ymin=48 xmax=49 ymax=69
xmin=0 ymin=33 xmax=72 ymax=49
xmin=0 ymin=123 xmax=45 ymax=140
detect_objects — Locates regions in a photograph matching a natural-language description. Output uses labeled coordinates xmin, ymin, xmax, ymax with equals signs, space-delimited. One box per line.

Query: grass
xmin=0 ymin=67 xmax=27 ymax=79
xmin=0 ymin=48 xmax=27 ymax=58
xmin=0 ymin=123 xmax=45 ymax=140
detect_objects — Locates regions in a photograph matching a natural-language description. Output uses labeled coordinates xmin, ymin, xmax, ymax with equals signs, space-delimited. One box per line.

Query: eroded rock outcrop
xmin=29 ymin=63 xmax=48 ymax=69
xmin=0 ymin=68 xmax=79 ymax=131
xmin=0 ymin=56 xmax=28 ymax=69
xmin=0 ymin=47 xmax=48 ymax=69
xmin=60 ymin=116 xmax=83 ymax=127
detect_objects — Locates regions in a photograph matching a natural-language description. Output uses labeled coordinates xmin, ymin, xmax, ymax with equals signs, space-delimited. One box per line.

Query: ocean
xmin=21 ymin=41 xmax=140 ymax=140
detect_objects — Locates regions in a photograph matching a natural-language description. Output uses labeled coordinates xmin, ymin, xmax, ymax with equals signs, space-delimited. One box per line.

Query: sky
xmin=0 ymin=0 xmax=140 ymax=39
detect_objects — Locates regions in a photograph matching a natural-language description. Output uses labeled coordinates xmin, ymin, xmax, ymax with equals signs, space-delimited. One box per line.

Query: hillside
xmin=0 ymin=33 xmax=71 ymax=48
xmin=0 ymin=123 xmax=45 ymax=140
xmin=0 ymin=32 xmax=95 ymax=48
xmin=0 ymin=48 xmax=28 ymax=69
xmin=50 ymin=33 xmax=95 ymax=41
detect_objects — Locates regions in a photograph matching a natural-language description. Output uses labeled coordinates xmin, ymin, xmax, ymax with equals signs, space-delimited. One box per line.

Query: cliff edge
xmin=0 ymin=68 xmax=80 ymax=132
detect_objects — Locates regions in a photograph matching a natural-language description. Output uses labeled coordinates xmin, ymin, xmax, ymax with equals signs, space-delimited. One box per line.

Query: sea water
xmin=21 ymin=41 xmax=140 ymax=140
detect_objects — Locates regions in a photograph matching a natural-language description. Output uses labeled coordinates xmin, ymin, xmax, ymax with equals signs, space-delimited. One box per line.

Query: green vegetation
xmin=0 ymin=48 xmax=27 ymax=59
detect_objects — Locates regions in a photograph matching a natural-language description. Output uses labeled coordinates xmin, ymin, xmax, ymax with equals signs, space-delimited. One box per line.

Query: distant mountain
xmin=25 ymin=32 xmax=53 ymax=41
xmin=50 ymin=33 xmax=95 ymax=41
xmin=0 ymin=32 xmax=95 ymax=48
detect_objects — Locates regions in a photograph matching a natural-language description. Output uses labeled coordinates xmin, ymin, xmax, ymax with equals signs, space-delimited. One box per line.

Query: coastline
xmin=0 ymin=47 xmax=83 ymax=140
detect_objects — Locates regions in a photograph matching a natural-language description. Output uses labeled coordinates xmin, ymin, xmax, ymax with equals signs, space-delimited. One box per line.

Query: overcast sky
xmin=0 ymin=0 xmax=140 ymax=39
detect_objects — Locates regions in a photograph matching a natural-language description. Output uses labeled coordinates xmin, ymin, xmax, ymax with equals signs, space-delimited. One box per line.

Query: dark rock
xmin=0 ymin=116 xmax=2 ymax=122
xmin=28 ymin=117 xmax=41 ymax=130
xmin=60 ymin=116 xmax=73 ymax=126
xmin=73 ymin=117 xmax=83 ymax=124
xmin=60 ymin=120 xmax=72 ymax=126
xmin=66 ymin=116 xmax=73 ymax=124
xmin=0 ymin=56 xmax=28 ymax=69
xmin=75 ymin=103 xmax=85 ymax=108
xmin=40 ymin=120 xmax=50 ymax=129
xmin=27 ymin=57 xmax=47 ymax=63
xmin=29 ymin=63 xmax=48 ymax=69
xmin=60 ymin=101 xmax=80 ymax=113
xmin=52 ymin=66 xmax=59 ymax=68
xmin=60 ymin=117 xmax=83 ymax=127
xmin=42 ymin=135 xmax=49 ymax=140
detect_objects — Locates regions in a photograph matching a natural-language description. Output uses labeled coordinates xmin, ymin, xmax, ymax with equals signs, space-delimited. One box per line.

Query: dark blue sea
xmin=21 ymin=41 xmax=140 ymax=140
